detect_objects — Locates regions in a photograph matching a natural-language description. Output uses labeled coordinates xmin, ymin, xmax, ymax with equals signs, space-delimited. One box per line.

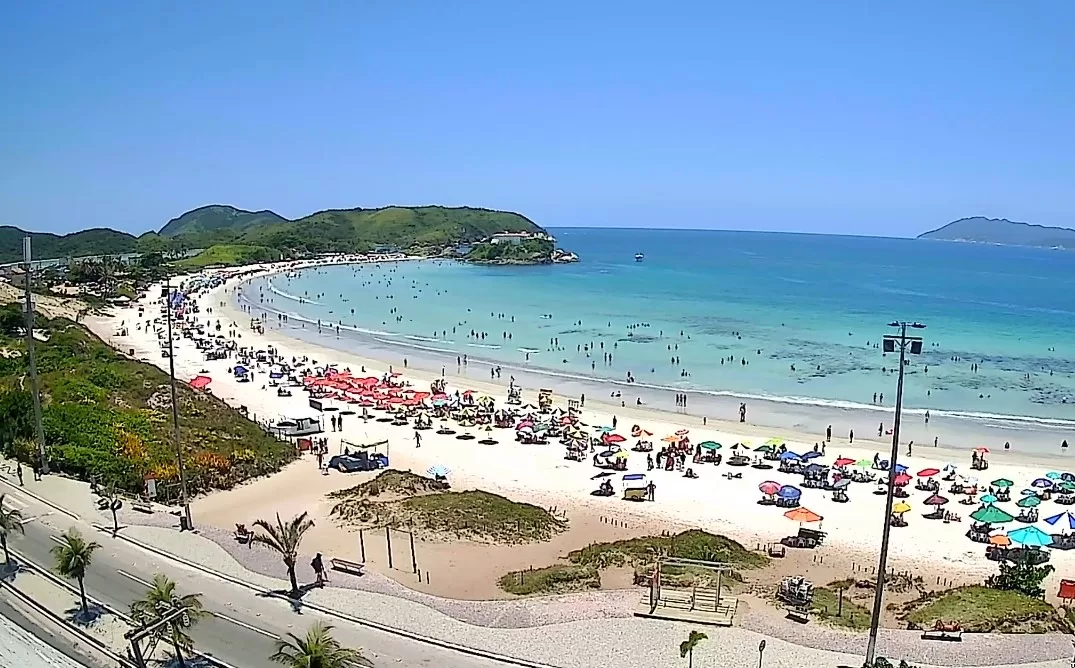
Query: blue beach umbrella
xmin=1045 ymin=512 xmax=1075 ymax=530
xmin=801 ymin=451 xmax=823 ymax=461
xmin=894 ymin=464 xmax=909 ymax=473
xmin=598 ymin=425 xmax=614 ymax=433
xmin=780 ymin=451 xmax=802 ymax=461
xmin=1046 ymin=472 xmax=1062 ymax=480
xmin=1032 ymin=478 xmax=1054 ymax=489
xmin=426 ymin=464 xmax=451 ymax=478
xmin=777 ymin=485 xmax=801 ymax=500
xmin=1007 ymin=525 xmax=1053 ymax=548
xmin=1063 ymin=472 xmax=1075 ymax=482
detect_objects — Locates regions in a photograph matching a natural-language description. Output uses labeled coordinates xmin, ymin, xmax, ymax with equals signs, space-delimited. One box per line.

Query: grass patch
xmin=812 ymin=586 xmax=873 ymax=630
xmin=498 ymin=565 xmax=600 ymax=596
xmin=567 ymin=529 xmax=768 ymax=570
xmin=330 ymin=471 xmax=566 ymax=544
xmin=174 ymin=244 xmax=281 ymax=269
xmin=328 ymin=469 xmax=448 ymax=499
xmin=0 ymin=307 xmax=294 ymax=496
xmin=897 ymin=585 xmax=1068 ymax=633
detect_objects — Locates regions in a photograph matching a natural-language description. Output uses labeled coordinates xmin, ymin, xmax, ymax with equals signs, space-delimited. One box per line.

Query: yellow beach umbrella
xmin=892 ymin=502 xmax=912 ymax=515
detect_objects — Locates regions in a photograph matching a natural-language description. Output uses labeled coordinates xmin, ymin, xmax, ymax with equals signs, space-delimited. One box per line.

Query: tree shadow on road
xmin=258 ymin=581 xmax=323 ymax=614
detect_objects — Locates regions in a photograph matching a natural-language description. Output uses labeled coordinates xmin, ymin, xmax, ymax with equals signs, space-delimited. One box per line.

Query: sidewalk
xmin=4 ymin=467 xmax=1072 ymax=668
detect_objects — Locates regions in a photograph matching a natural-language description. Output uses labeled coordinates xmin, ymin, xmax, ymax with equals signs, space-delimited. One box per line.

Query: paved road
xmin=6 ymin=488 xmax=506 ymax=668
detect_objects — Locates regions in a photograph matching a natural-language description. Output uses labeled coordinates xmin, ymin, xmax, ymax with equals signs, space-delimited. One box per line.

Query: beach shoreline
xmin=82 ymin=258 xmax=1075 ymax=610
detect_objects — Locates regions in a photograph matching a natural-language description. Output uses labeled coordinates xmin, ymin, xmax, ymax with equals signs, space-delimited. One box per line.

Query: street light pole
xmin=163 ymin=283 xmax=193 ymax=530
xmin=864 ymin=321 xmax=924 ymax=665
xmin=22 ymin=238 xmax=48 ymax=474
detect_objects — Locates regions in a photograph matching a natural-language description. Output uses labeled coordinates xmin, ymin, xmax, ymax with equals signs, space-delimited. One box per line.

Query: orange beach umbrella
xmin=783 ymin=507 xmax=823 ymax=523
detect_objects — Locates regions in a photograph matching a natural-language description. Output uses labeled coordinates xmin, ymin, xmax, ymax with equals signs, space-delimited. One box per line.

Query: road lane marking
xmin=116 ymin=569 xmax=153 ymax=588
xmin=209 ymin=611 xmax=280 ymax=639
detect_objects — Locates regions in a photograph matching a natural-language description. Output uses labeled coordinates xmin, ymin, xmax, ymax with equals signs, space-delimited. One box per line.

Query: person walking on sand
xmin=826 ymin=425 xmax=832 ymax=443
xmin=415 ymin=430 xmax=422 ymax=448
xmin=878 ymin=422 xmax=883 ymax=438
xmin=16 ymin=461 xmax=23 ymax=486
xmin=906 ymin=440 xmax=914 ymax=456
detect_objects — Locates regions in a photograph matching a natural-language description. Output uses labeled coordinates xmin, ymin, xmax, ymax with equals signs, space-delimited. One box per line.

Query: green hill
xmin=2 ymin=204 xmax=551 ymax=264
xmin=158 ymin=205 xmax=288 ymax=238
xmin=0 ymin=226 xmax=138 ymax=264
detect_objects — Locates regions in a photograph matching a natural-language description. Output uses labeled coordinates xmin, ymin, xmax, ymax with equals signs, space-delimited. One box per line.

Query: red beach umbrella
xmin=603 ymin=433 xmax=626 ymax=444
xmin=834 ymin=457 xmax=855 ymax=467
xmin=893 ymin=473 xmax=912 ymax=487
xmin=917 ymin=468 xmax=940 ymax=477
xmin=190 ymin=375 xmax=211 ymax=390
xmin=759 ymin=481 xmax=781 ymax=495
xmin=387 ymin=396 xmax=405 ymax=404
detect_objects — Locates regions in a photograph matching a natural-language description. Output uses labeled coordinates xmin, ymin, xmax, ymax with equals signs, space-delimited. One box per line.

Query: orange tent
xmin=784 ymin=507 xmax=823 ymax=523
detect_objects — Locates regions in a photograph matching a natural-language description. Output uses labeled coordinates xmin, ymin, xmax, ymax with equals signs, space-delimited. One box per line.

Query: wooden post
xmin=409 ymin=530 xmax=417 ymax=574
xmin=385 ymin=526 xmax=393 ymax=569
xmin=359 ymin=529 xmax=366 ymax=562
xmin=716 ymin=569 xmax=723 ymax=608
xmin=838 ymin=588 xmax=844 ymax=617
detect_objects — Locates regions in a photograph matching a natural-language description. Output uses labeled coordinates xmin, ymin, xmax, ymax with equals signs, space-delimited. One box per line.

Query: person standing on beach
xmin=312 ymin=552 xmax=326 ymax=586
xmin=906 ymin=440 xmax=914 ymax=456
xmin=878 ymin=422 xmax=883 ymax=438
xmin=826 ymin=425 xmax=832 ymax=443
xmin=849 ymin=429 xmax=854 ymax=444
xmin=414 ymin=430 xmax=422 ymax=448
xmin=739 ymin=403 xmax=746 ymax=423
xmin=925 ymin=411 xmax=930 ymax=425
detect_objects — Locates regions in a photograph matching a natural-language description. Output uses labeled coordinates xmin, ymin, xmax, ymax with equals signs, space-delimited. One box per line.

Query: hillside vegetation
xmin=175 ymin=244 xmax=282 ymax=269
xmin=466 ymin=238 xmax=554 ymax=263
xmin=0 ymin=305 xmax=295 ymax=496
xmin=0 ymin=226 xmax=138 ymax=264
xmin=3 ymin=204 xmax=552 ymax=263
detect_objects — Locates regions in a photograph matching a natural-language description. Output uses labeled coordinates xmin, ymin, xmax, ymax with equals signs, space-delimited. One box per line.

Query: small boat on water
xmin=634 ymin=253 xmax=644 ymax=262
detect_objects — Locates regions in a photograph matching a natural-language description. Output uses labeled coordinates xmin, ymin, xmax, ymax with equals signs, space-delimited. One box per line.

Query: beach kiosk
xmin=622 ymin=473 xmax=649 ymax=501
xmin=272 ymin=416 xmax=323 ymax=438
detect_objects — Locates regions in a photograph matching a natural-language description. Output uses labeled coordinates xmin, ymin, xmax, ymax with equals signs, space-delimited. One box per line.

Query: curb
xmin=0 ymin=475 xmax=82 ymax=521
xmin=97 ymin=525 xmax=562 ymax=668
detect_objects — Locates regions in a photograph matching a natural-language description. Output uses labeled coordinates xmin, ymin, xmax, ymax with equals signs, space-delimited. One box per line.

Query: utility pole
xmin=163 ymin=283 xmax=193 ymax=530
xmin=22 ymin=237 xmax=47 ymax=474
xmin=864 ymin=320 xmax=925 ymax=665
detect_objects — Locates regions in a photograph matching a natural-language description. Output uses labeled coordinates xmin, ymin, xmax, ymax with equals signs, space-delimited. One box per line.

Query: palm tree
xmin=679 ymin=630 xmax=708 ymax=668
xmin=0 ymin=494 xmax=25 ymax=568
xmin=51 ymin=528 xmax=100 ymax=621
xmin=251 ymin=512 xmax=315 ymax=597
xmin=270 ymin=621 xmax=372 ymax=668
xmin=130 ymin=574 xmax=205 ymax=668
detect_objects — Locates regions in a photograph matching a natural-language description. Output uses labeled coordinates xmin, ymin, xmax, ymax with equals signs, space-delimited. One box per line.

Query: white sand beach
xmin=83 ymin=259 xmax=1075 ymax=605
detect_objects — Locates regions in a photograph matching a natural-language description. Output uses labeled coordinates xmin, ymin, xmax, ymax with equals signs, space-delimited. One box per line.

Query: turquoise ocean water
xmin=240 ymin=229 xmax=1075 ymax=431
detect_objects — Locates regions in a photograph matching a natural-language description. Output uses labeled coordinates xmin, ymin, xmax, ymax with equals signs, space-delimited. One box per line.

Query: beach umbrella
xmin=597 ymin=450 xmax=617 ymax=458
xmin=189 ymin=375 xmax=212 ymax=390
xmin=892 ymin=502 xmax=912 ymax=515
xmin=765 ymin=438 xmax=784 ymax=447
xmin=1046 ymin=472 xmax=1062 ymax=480
xmin=989 ymin=534 xmax=1012 ymax=547
xmin=779 ymin=451 xmax=802 ymax=461
xmin=1063 ymin=472 xmax=1075 ymax=482
xmin=894 ymin=464 xmax=909 ymax=474
xmin=855 ymin=459 xmax=873 ymax=468
xmin=1059 ymin=481 xmax=1075 ymax=492
xmin=754 ymin=444 xmax=773 ymax=453
xmin=784 ymin=507 xmax=822 ymax=523
xmin=1032 ymin=478 xmax=1054 ymax=489
xmin=613 ymin=451 xmax=629 ymax=460
xmin=970 ymin=505 xmax=1015 ymax=524
xmin=801 ymin=451 xmax=822 ymax=461
xmin=991 ymin=478 xmax=1014 ymax=488
xmin=893 ymin=473 xmax=912 ymax=487
xmin=676 ymin=429 xmax=689 ymax=436
xmin=804 ymin=463 xmax=826 ymax=474
xmin=979 ymin=494 xmax=998 ymax=504
xmin=426 ymin=464 xmax=451 ymax=478
xmin=1016 ymin=496 xmax=1041 ymax=508
xmin=975 ymin=447 xmax=990 ymax=454
xmin=759 ymin=481 xmax=781 ymax=495
xmin=516 ymin=421 xmax=534 ymax=430
xmin=917 ymin=468 xmax=940 ymax=477
xmin=1046 ymin=512 xmax=1075 ymax=530
xmin=777 ymin=485 xmax=801 ymax=500
xmin=662 ymin=435 xmax=679 ymax=443
xmin=832 ymin=478 xmax=850 ymax=489
xmin=924 ymin=494 xmax=949 ymax=506
xmin=699 ymin=441 xmax=722 ymax=451
xmin=598 ymin=425 xmax=614 ymax=433
xmin=603 ymin=433 xmax=626 ymax=444
xmin=1007 ymin=526 xmax=1053 ymax=548
xmin=834 ymin=457 xmax=855 ymax=467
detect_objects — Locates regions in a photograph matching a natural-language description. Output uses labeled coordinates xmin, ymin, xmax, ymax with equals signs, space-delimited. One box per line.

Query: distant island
xmin=0 ymin=205 xmax=577 ymax=266
xmin=918 ymin=217 xmax=1075 ymax=249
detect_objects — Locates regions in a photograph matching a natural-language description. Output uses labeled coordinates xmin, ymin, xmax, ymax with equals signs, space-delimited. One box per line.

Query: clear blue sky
xmin=2 ymin=1 xmax=1073 ymax=237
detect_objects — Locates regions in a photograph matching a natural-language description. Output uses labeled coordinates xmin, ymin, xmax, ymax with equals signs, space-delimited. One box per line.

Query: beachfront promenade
xmin=0 ymin=470 xmax=1070 ymax=668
